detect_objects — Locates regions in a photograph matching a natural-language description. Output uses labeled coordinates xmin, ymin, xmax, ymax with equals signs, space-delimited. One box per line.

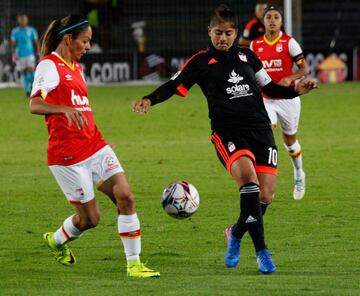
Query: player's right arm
xmin=29 ymin=59 xmax=88 ymax=130
xmin=132 ymin=52 xmax=200 ymax=113
xmin=30 ymin=98 xmax=88 ymax=130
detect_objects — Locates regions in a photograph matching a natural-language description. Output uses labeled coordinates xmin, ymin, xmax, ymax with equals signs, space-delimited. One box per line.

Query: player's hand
xmin=295 ymin=78 xmax=319 ymax=95
xmin=63 ymin=108 xmax=88 ymax=130
xmin=12 ymin=54 xmax=17 ymax=64
xmin=132 ymin=98 xmax=151 ymax=113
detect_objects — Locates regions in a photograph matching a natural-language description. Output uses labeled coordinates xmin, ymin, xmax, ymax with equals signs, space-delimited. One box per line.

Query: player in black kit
xmin=132 ymin=4 xmax=317 ymax=274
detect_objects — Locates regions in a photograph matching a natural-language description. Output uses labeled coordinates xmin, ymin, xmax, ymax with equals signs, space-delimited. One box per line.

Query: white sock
xmin=53 ymin=215 xmax=83 ymax=246
xmin=118 ymin=213 xmax=141 ymax=262
xmin=284 ymin=140 xmax=304 ymax=179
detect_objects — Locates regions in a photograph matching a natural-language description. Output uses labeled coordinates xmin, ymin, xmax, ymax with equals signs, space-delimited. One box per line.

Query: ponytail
xmin=39 ymin=19 xmax=62 ymax=58
xmin=39 ymin=15 xmax=89 ymax=58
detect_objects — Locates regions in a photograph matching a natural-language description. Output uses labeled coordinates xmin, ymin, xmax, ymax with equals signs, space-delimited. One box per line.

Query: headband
xmin=58 ymin=20 xmax=89 ymax=36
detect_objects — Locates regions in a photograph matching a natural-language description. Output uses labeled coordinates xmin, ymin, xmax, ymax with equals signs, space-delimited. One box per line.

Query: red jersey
xmin=31 ymin=52 xmax=106 ymax=165
xmin=250 ymin=32 xmax=304 ymax=99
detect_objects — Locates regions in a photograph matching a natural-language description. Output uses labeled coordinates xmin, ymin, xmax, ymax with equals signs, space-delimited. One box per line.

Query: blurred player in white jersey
xmin=250 ymin=5 xmax=308 ymax=200
xmin=11 ymin=14 xmax=38 ymax=97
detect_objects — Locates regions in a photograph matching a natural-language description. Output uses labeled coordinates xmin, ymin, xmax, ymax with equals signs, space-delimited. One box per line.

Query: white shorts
xmin=49 ymin=145 xmax=124 ymax=204
xmin=263 ymin=97 xmax=301 ymax=135
xmin=16 ymin=55 xmax=36 ymax=71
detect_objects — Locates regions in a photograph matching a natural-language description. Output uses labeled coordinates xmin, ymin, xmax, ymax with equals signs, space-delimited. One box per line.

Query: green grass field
xmin=1 ymin=82 xmax=360 ymax=295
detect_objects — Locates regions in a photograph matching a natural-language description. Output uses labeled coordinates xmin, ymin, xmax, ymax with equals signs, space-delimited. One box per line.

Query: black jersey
xmin=145 ymin=45 xmax=298 ymax=134
xmin=242 ymin=18 xmax=265 ymax=41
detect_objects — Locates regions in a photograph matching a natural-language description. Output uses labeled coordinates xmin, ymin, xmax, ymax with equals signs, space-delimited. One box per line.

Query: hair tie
xmin=58 ymin=20 xmax=88 ymax=36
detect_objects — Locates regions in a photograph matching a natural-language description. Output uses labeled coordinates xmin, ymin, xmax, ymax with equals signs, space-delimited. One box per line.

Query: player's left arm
xmin=278 ymin=39 xmax=309 ymax=87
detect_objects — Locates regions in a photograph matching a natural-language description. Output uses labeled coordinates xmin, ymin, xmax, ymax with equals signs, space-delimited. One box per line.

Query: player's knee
xmin=87 ymin=213 xmax=100 ymax=229
xmin=113 ymin=185 xmax=135 ymax=211
xmin=259 ymin=188 xmax=274 ymax=204
xmin=77 ymin=212 xmax=100 ymax=230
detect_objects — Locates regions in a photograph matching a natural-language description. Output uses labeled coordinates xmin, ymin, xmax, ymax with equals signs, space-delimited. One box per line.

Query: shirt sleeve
xmin=32 ymin=27 xmax=39 ymax=40
xmin=144 ymin=52 xmax=201 ymax=105
xmin=242 ymin=19 xmax=257 ymax=40
xmin=289 ymin=38 xmax=304 ymax=64
xmin=31 ymin=59 xmax=59 ymax=99
xmin=171 ymin=52 xmax=201 ymax=96
xmin=242 ymin=28 xmax=250 ymax=39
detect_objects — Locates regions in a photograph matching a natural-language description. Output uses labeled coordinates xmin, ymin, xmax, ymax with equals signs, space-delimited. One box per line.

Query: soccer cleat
xmin=293 ymin=172 xmax=306 ymax=200
xmin=127 ymin=260 xmax=160 ymax=278
xmin=224 ymin=226 xmax=241 ymax=268
xmin=43 ymin=232 xmax=76 ymax=266
xmin=256 ymin=248 xmax=276 ymax=274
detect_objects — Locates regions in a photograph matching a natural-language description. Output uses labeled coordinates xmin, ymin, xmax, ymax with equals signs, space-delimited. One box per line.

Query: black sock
xmin=232 ymin=183 xmax=266 ymax=252
xmin=260 ymin=202 xmax=268 ymax=215
xmin=232 ymin=198 xmax=269 ymax=240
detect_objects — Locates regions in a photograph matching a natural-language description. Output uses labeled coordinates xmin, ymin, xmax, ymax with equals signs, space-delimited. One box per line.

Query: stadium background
xmin=0 ymin=0 xmax=359 ymax=85
xmin=1 ymin=1 xmax=360 ymax=295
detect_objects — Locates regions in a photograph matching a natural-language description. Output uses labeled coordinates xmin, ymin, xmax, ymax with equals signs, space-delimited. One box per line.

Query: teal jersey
xmin=11 ymin=26 xmax=38 ymax=58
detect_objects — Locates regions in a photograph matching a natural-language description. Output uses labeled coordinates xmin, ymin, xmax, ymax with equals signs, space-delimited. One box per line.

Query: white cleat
xmin=293 ymin=172 xmax=305 ymax=200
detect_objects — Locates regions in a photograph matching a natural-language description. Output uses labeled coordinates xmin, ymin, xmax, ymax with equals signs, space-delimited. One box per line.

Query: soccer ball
xmin=161 ymin=181 xmax=200 ymax=219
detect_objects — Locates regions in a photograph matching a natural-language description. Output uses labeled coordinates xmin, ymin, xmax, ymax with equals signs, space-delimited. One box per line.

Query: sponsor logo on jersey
xmin=262 ymin=59 xmax=283 ymax=72
xmin=71 ymin=89 xmax=92 ymax=111
xmin=228 ymin=70 xmax=244 ymax=84
xmin=226 ymin=70 xmax=253 ymax=99
xmin=228 ymin=141 xmax=236 ymax=152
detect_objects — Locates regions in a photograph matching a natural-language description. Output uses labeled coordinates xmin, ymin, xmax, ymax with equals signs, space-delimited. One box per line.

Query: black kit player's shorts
xmin=210 ymin=129 xmax=278 ymax=175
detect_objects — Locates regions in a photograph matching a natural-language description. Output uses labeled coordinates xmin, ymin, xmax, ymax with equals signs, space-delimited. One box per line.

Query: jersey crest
xmin=238 ymin=53 xmax=248 ymax=62
xmin=276 ymin=44 xmax=283 ymax=52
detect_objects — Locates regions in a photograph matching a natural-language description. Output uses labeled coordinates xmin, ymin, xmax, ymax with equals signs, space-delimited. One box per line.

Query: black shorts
xmin=210 ymin=129 xmax=278 ymax=175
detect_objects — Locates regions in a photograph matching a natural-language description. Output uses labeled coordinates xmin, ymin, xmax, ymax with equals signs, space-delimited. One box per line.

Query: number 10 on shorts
xmin=268 ymin=147 xmax=278 ymax=166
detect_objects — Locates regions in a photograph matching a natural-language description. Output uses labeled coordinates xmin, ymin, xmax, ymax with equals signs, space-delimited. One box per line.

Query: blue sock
xmin=21 ymin=74 xmax=28 ymax=93
xmin=26 ymin=72 xmax=34 ymax=93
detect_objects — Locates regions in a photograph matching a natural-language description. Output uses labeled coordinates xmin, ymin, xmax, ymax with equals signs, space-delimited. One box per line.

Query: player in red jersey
xmin=29 ymin=15 xmax=159 ymax=278
xmin=238 ymin=3 xmax=267 ymax=47
xmin=250 ymin=5 xmax=308 ymax=200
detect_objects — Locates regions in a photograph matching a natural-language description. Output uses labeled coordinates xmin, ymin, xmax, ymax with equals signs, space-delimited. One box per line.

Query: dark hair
xmin=263 ymin=4 xmax=283 ymax=18
xmin=210 ymin=4 xmax=238 ymax=28
xmin=39 ymin=14 xmax=89 ymax=58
